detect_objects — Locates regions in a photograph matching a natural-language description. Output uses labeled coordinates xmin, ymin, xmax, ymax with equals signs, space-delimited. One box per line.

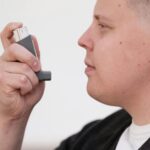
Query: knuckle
xmin=22 ymin=63 xmax=30 ymax=72
xmin=6 ymin=22 xmax=14 ymax=28
xmin=20 ymin=75 xmax=33 ymax=93
xmin=6 ymin=23 xmax=13 ymax=31
xmin=5 ymin=22 xmax=16 ymax=32
xmin=26 ymin=55 xmax=34 ymax=64
xmin=20 ymin=75 xmax=28 ymax=84
xmin=0 ymin=23 xmax=16 ymax=40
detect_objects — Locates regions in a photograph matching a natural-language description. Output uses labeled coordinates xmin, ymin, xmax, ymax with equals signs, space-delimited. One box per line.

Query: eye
xmin=98 ymin=23 xmax=107 ymax=29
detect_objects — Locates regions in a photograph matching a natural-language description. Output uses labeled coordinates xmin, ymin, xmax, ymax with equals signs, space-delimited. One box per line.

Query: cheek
xmin=93 ymin=40 xmax=130 ymax=86
xmin=91 ymin=35 xmax=150 ymax=102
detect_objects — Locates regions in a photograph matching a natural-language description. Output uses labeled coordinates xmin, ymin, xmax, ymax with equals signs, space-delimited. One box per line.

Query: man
xmin=0 ymin=0 xmax=150 ymax=149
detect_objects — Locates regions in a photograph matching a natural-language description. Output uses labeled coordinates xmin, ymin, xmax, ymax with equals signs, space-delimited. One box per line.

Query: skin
xmin=78 ymin=0 xmax=150 ymax=125
xmin=0 ymin=0 xmax=150 ymax=149
xmin=0 ymin=22 xmax=45 ymax=150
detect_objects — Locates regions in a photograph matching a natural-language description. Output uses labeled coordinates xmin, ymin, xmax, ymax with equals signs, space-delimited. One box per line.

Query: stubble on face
xmin=85 ymin=0 xmax=150 ymax=108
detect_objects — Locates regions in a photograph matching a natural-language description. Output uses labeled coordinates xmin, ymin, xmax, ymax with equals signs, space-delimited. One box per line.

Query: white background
xmin=0 ymin=0 xmax=119 ymax=149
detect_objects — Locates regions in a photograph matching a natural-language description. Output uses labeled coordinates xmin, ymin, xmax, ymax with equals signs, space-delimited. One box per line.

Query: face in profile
xmin=78 ymin=0 xmax=150 ymax=108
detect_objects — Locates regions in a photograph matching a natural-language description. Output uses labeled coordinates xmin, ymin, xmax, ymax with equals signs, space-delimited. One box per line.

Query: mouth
xmin=85 ymin=61 xmax=96 ymax=76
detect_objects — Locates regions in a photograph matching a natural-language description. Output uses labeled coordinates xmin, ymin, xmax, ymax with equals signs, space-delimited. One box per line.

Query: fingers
xmin=0 ymin=72 xmax=32 ymax=96
xmin=4 ymin=61 xmax=39 ymax=88
xmin=0 ymin=22 xmax=23 ymax=49
xmin=1 ymin=43 xmax=41 ymax=72
xmin=0 ymin=22 xmax=41 ymax=61
xmin=0 ymin=22 xmax=41 ymax=72
xmin=32 ymin=35 xmax=41 ymax=59
xmin=0 ymin=22 xmax=42 ymax=96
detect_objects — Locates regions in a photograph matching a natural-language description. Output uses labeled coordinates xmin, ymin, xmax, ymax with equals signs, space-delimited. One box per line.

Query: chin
xmin=86 ymin=82 xmax=120 ymax=107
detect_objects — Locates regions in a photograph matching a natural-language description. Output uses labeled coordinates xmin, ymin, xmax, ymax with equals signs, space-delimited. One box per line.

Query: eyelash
xmin=98 ymin=23 xmax=107 ymax=29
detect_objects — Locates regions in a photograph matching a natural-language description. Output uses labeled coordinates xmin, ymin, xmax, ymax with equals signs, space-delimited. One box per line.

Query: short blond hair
xmin=128 ymin=0 xmax=150 ymax=20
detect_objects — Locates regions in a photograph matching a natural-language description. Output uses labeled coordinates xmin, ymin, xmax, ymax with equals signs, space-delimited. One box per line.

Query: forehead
xmin=94 ymin=0 xmax=135 ymax=23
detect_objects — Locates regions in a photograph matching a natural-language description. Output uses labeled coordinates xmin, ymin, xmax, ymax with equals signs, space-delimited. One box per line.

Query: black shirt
xmin=55 ymin=109 xmax=150 ymax=150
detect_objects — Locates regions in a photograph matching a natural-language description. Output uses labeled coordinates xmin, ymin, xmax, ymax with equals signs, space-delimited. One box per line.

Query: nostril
xmin=79 ymin=42 xmax=86 ymax=48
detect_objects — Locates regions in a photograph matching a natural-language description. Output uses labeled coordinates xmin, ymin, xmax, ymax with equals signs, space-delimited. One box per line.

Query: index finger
xmin=0 ymin=22 xmax=23 ymax=49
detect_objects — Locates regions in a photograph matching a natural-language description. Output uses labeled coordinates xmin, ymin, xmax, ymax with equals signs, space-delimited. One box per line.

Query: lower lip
xmin=85 ymin=66 xmax=95 ymax=76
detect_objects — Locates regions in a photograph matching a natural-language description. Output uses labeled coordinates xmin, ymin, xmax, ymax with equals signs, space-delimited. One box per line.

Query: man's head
xmin=78 ymin=0 xmax=150 ymax=110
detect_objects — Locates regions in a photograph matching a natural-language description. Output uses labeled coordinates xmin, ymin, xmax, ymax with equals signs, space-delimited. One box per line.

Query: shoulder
xmin=55 ymin=109 xmax=131 ymax=150
xmin=73 ymin=109 xmax=131 ymax=138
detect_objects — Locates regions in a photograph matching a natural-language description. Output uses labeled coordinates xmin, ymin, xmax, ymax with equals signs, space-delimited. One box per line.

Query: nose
xmin=78 ymin=27 xmax=93 ymax=51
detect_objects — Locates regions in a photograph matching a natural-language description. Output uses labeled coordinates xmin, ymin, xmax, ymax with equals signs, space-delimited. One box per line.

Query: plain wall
xmin=0 ymin=0 xmax=120 ymax=149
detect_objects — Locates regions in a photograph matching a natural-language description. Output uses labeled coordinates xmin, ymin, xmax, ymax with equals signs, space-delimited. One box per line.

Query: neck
xmin=123 ymin=84 xmax=150 ymax=125
xmin=129 ymin=103 xmax=150 ymax=125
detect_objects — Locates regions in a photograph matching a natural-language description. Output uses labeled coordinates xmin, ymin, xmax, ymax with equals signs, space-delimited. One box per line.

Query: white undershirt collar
xmin=116 ymin=121 xmax=150 ymax=150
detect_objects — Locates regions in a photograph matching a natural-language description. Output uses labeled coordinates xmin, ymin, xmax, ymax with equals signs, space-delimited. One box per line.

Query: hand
xmin=0 ymin=22 xmax=45 ymax=121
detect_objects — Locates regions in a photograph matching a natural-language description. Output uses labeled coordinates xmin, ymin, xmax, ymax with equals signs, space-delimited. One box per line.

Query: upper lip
xmin=84 ymin=59 xmax=95 ymax=68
